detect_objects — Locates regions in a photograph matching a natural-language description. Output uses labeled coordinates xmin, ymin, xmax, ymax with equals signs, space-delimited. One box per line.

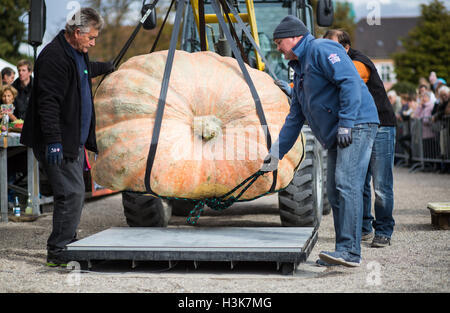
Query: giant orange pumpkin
xmin=91 ymin=50 xmax=305 ymax=199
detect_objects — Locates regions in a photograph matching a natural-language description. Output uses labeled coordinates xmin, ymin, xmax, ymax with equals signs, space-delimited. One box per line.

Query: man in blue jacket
xmin=261 ymin=16 xmax=379 ymax=267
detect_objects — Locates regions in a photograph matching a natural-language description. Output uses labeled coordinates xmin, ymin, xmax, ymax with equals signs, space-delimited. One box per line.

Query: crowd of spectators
xmin=1 ymin=59 xmax=33 ymax=121
xmin=388 ymin=72 xmax=450 ymax=173
xmin=1 ymin=60 xmax=34 ymax=205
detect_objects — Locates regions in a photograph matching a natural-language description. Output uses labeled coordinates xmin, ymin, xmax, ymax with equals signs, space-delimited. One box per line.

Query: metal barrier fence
xmin=395 ymin=115 xmax=450 ymax=172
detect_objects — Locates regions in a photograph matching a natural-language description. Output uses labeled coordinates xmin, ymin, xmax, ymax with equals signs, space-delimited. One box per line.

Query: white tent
xmin=0 ymin=58 xmax=19 ymax=78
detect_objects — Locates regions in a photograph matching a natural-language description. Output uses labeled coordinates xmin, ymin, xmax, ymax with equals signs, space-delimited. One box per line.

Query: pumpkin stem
xmin=193 ymin=115 xmax=223 ymax=141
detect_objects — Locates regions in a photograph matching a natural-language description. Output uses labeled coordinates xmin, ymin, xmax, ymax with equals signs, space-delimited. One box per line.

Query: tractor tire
xmin=122 ymin=192 xmax=172 ymax=227
xmin=169 ymin=199 xmax=203 ymax=216
xmin=278 ymin=127 xmax=324 ymax=228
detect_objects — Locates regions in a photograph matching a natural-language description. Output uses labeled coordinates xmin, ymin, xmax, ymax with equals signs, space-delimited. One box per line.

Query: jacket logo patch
xmin=328 ymin=53 xmax=341 ymax=64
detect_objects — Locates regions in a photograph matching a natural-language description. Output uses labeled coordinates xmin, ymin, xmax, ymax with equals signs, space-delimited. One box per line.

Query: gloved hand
xmin=337 ymin=127 xmax=352 ymax=148
xmin=260 ymin=154 xmax=279 ymax=173
xmin=274 ymin=79 xmax=292 ymax=97
xmin=46 ymin=143 xmax=63 ymax=166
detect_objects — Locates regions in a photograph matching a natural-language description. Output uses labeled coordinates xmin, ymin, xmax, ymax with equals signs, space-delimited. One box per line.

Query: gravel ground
xmin=0 ymin=166 xmax=449 ymax=293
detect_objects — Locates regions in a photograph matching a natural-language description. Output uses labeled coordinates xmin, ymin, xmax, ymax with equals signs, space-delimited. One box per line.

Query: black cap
xmin=273 ymin=15 xmax=309 ymax=40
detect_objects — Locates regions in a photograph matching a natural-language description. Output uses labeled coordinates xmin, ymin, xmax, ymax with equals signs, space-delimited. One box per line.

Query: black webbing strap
xmin=198 ymin=0 xmax=207 ymax=51
xmin=113 ymin=0 xmax=159 ymax=68
xmin=94 ymin=0 xmax=159 ymax=97
xmin=144 ymin=0 xmax=186 ymax=194
xmin=149 ymin=0 xmax=175 ymax=53
xmin=222 ymin=0 xmax=278 ymax=80
xmin=211 ymin=0 xmax=277 ymax=192
xmin=219 ymin=0 xmax=249 ymax=65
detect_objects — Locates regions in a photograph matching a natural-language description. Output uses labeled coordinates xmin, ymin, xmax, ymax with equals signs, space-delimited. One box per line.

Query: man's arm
xmin=37 ymin=56 xmax=70 ymax=144
xmin=89 ymin=61 xmax=115 ymax=78
xmin=270 ymin=90 xmax=305 ymax=160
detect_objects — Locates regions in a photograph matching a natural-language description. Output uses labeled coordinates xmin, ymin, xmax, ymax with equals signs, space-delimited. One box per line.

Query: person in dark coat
xmin=12 ymin=59 xmax=33 ymax=120
xmin=20 ymin=7 xmax=114 ymax=267
xmin=323 ymin=29 xmax=397 ymax=248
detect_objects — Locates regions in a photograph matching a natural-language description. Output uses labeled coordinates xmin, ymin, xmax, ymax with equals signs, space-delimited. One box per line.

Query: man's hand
xmin=274 ymin=79 xmax=292 ymax=97
xmin=337 ymin=127 xmax=352 ymax=148
xmin=260 ymin=154 xmax=279 ymax=173
xmin=46 ymin=143 xmax=63 ymax=166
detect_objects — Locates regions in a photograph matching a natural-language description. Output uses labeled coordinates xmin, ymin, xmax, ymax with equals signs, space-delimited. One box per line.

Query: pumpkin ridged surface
xmin=92 ymin=50 xmax=304 ymax=199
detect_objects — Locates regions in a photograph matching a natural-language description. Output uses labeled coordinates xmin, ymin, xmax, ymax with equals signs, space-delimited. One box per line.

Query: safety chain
xmin=124 ymin=134 xmax=306 ymax=225
xmin=185 ymin=171 xmax=264 ymax=224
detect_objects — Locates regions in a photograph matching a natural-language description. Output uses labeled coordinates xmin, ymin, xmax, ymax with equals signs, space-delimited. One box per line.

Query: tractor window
xmin=182 ymin=1 xmax=313 ymax=82
xmin=249 ymin=2 xmax=291 ymax=81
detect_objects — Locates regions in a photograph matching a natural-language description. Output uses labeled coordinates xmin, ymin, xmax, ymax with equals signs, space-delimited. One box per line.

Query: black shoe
xmin=69 ymin=238 xmax=79 ymax=244
xmin=371 ymin=235 xmax=391 ymax=248
xmin=46 ymin=250 xmax=69 ymax=267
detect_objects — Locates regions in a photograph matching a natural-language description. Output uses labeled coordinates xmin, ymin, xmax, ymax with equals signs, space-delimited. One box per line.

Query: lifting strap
xmin=218 ymin=0 xmax=249 ymax=64
xmin=90 ymin=0 xmax=287 ymax=224
xmin=113 ymin=0 xmax=159 ymax=68
xmin=220 ymin=0 xmax=278 ymax=80
xmin=149 ymin=0 xmax=176 ymax=53
xmin=140 ymin=0 xmax=280 ymax=223
xmin=211 ymin=0 xmax=278 ymax=191
xmin=198 ymin=0 xmax=207 ymax=51
xmin=144 ymin=0 xmax=278 ymax=196
xmin=144 ymin=0 xmax=186 ymax=194
xmin=94 ymin=0 xmax=159 ymax=97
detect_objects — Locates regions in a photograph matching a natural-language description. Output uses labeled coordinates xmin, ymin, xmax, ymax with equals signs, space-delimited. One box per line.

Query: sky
xmin=19 ymin=0 xmax=450 ymax=57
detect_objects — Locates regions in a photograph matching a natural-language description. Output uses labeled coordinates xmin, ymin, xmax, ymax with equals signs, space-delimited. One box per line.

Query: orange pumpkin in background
xmin=91 ymin=50 xmax=305 ymax=199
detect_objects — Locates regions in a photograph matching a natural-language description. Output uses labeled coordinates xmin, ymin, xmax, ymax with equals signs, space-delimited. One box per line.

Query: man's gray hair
xmin=65 ymin=7 xmax=104 ymax=36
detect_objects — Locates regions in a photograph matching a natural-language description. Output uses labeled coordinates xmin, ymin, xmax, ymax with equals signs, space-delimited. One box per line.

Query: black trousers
xmin=34 ymin=146 xmax=85 ymax=252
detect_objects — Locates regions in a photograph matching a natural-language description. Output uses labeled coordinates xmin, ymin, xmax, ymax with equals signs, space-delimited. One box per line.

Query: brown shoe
xmin=361 ymin=232 xmax=374 ymax=241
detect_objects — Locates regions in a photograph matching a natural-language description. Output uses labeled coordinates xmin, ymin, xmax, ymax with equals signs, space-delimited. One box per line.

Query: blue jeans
xmin=327 ymin=123 xmax=378 ymax=257
xmin=362 ymin=126 xmax=396 ymax=238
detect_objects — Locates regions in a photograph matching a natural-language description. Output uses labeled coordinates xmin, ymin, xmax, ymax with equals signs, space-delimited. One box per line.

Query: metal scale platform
xmin=63 ymin=227 xmax=318 ymax=274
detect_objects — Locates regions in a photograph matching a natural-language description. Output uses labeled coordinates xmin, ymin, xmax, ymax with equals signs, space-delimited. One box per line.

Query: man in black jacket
xmin=12 ymin=59 xmax=33 ymax=120
xmin=324 ymin=29 xmax=396 ymax=249
xmin=21 ymin=7 xmax=114 ymax=266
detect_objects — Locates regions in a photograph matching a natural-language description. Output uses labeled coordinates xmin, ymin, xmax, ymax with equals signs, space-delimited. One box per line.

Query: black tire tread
xmin=122 ymin=192 xmax=171 ymax=227
xmin=278 ymin=127 xmax=323 ymax=227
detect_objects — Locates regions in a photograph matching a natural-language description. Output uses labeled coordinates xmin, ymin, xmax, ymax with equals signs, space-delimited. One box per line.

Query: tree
xmin=0 ymin=0 xmax=29 ymax=64
xmin=393 ymin=0 xmax=450 ymax=85
xmin=389 ymin=81 xmax=417 ymax=96
xmin=327 ymin=1 xmax=356 ymax=42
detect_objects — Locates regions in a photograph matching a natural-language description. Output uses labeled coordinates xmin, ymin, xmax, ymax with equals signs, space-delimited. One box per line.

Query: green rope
xmin=185 ymin=170 xmax=264 ymax=224
xmin=124 ymin=133 xmax=307 ymax=225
